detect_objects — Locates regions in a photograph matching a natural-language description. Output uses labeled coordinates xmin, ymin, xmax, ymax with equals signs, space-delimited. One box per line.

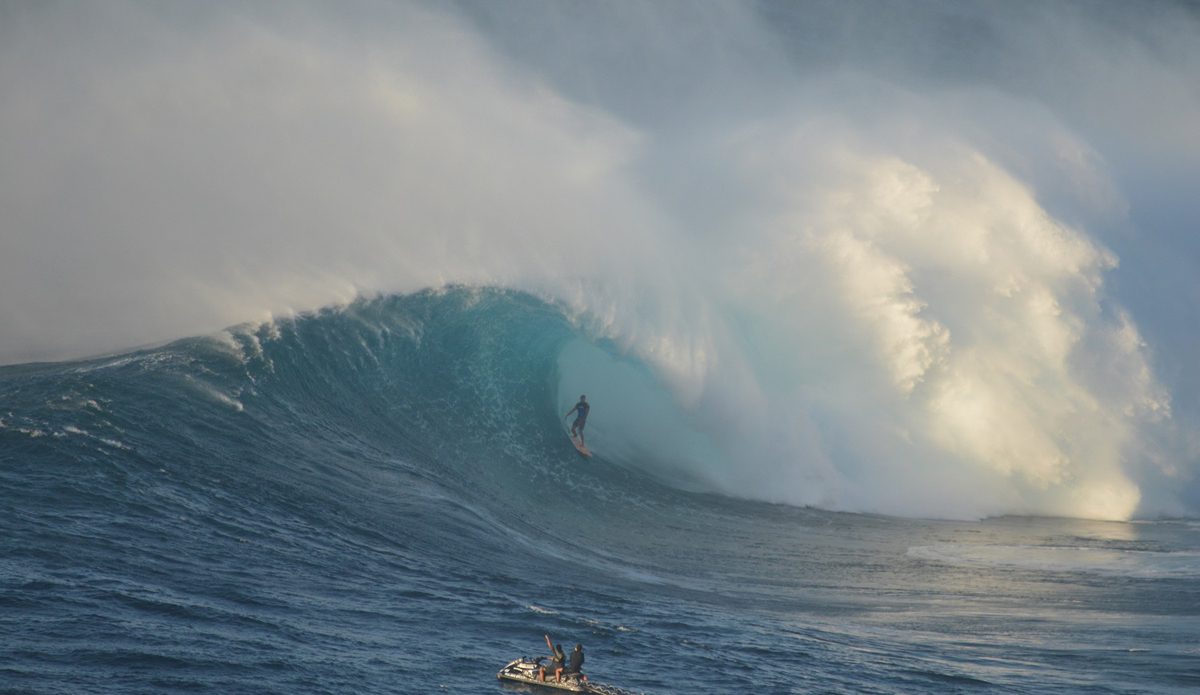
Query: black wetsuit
xmin=564 ymin=647 xmax=584 ymax=676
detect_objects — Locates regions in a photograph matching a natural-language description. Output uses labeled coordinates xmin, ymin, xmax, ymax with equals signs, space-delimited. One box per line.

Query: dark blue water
xmin=3 ymin=288 xmax=1198 ymax=694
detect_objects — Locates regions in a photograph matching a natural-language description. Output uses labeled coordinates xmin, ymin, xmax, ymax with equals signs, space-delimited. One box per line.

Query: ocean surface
xmin=3 ymin=288 xmax=1198 ymax=694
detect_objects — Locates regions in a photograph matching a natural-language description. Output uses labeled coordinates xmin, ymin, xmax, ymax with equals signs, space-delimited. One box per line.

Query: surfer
xmin=565 ymin=395 xmax=589 ymax=445
xmin=539 ymin=635 xmax=565 ymax=683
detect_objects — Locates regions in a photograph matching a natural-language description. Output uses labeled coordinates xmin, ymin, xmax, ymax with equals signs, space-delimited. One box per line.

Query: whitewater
xmin=3 ymin=1 xmax=1200 ymax=693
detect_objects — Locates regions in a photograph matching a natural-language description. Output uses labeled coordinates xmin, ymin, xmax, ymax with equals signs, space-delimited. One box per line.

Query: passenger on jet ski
xmin=562 ymin=643 xmax=584 ymax=681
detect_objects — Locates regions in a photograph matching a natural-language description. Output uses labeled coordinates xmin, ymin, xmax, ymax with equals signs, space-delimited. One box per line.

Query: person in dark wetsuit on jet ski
xmin=561 ymin=643 xmax=584 ymax=681
xmin=566 ymin=395 xmax=589 ymax=445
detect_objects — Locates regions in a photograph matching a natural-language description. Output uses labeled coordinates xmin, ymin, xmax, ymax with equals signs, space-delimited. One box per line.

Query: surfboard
xmin=569 ymin=433 xmax=592 ymax=457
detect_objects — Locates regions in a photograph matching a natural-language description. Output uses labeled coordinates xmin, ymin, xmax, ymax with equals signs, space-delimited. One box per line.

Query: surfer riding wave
xmin=566 ymin=395 xmax=589 ymax=445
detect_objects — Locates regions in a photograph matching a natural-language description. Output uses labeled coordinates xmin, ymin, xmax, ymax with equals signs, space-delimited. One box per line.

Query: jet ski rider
xmin=540 ymin=635 xmax=565 ymax=683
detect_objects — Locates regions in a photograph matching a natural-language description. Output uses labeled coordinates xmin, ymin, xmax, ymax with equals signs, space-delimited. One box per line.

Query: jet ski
xmin=497 ymin=656 xmax=589 ymax=691
xmin=496 ymin=657 xmax=640 ymax=695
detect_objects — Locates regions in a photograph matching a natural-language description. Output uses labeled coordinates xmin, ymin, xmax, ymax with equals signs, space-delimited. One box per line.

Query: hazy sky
xmin=2 ymin=0 xmax=1198 ymax=518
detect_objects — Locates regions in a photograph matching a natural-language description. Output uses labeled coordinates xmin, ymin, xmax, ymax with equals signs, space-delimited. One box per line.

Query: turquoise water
xmin=3 ymin=289 xmax=1197 ymax=694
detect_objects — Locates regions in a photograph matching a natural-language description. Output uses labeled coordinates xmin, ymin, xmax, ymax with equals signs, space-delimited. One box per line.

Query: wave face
xmin=1 ymin=290 xmax=586 ymax=537
xmin=0 ymin=289 xmax=700 ymax=579
xmin=2 ymin=1 xmax=1199 ymax=520
xmin=4 ymin=288 xmax=1200 ymax=695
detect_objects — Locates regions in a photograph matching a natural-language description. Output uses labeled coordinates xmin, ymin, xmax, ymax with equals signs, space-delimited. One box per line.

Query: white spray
xmin=2 ymin=1 xmax=1197 ymax=519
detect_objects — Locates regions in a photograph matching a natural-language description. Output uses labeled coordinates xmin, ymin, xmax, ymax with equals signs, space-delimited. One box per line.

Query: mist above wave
xmin=2 ymin=0 xmax=1197 ymax=519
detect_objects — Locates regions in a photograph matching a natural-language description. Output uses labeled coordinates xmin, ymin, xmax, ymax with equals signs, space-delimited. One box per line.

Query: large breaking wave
xmin=2 ymin=1 xmax=1199 ymax=520
xmin=0 ymin=287 xmax=1190 ymax=521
